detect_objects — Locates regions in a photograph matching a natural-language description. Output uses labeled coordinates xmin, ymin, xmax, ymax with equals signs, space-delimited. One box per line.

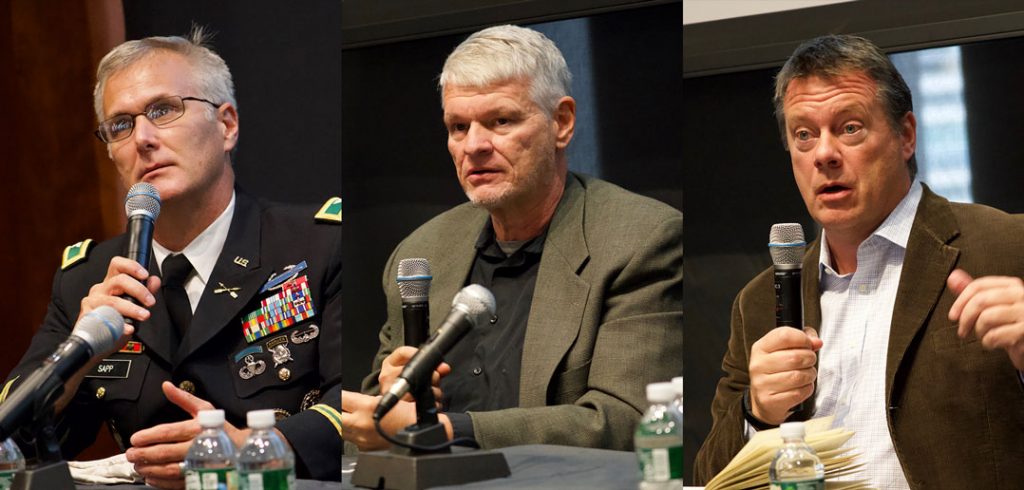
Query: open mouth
xmin=819 ymin=184 xmax=849 ymax=195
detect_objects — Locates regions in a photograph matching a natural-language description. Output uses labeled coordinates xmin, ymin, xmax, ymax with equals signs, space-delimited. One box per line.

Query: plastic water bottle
xmin=238 ymin=410 xmax=295 ymax=490
xmin=769 ymin=422 xmax=825 ymax=490
xmin=670 ymin=376 xmax=683 ymax=424
xmin=0 ymin=438 xmax=24 ymax=490
xmin=635 ymin=382 xmax=683 ymax=489
xmin=185 ymin=409 xmax=239 ymax=490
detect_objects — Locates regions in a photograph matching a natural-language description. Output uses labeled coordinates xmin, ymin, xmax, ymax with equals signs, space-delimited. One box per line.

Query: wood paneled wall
xmin=1 ymin=0 xmax=125 ymax=459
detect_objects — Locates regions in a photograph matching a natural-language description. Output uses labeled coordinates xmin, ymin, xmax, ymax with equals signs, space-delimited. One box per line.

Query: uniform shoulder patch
xmin=314 ymin=197 xmax=342 ymax=223
xmin=61 ymin=239 xmax=94 ymax=270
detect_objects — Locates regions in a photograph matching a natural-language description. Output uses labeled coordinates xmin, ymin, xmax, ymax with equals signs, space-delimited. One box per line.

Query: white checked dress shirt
xmin=814 ymin=181 xmax=922 ymax=490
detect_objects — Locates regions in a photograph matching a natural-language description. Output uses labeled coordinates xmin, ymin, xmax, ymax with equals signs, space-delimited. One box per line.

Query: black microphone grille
xmin=71 ymin=305 xmax=125 ymax=354
xmin=125 ymin=182 xmax=161 ymax=220
xmin=769 ymin=223 xmax=806 ymax=266
xmin=397 ymin=258 xmax=431 ymax=301
xmin=452 ymin=284 xmax=496 ymax=326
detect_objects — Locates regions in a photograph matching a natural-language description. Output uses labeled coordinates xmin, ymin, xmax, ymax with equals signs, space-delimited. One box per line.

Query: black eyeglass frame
xmin=94 ymin=95 xmax=221 ymax=143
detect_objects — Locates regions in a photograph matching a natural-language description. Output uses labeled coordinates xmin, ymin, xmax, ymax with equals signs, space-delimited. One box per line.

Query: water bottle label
xmin=769 ymin=478 xmax=825 ymax=490
xmin=185 ymin=468 xmax=240 ymax=490
xmin=638 ymin=445 xmax=683 ymax=481
xmin=240 ymin=468 xmax=295 ymax=490
xmin=0 ymin=470 xmax=15 ymax=490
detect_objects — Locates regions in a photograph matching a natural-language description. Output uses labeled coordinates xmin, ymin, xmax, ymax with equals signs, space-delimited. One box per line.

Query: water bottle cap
xmin=672 ymin=376 xmax=683 ymax=397
xmin=198 ymin=409 xmax=225 ymax=428
xmin=646 ymin=382 xmax=675 ymax=403
xmin=247 ymin=409 xmax=276 ymax=429
xmin=779 ymin=421 xmax=806 ymax=439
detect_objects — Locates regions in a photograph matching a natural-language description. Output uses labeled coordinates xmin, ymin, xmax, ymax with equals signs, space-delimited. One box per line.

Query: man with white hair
xmin=341 ymin=24 xmax=683 ymax=451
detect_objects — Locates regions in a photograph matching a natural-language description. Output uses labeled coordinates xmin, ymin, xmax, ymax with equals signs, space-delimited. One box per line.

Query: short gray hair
xmin=774 ymin=34 xmax=916 ymax=179
xmin=439 ymin=25 xmax=572 ymax=114
xmin=93 ymin=25 xmax=236 ymax=121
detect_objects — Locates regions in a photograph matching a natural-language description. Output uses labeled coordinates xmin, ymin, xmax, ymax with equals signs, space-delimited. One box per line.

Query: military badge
xmin=118 ymin=341 xmax=144 ymax=354
xmin=290 ymin=324 xmax=320 ymax=344
xmin=242 ymin=273 xmax=316 ymax=343
xmin=61 ymin=239 xmax=93 ymax=270
xmin=260 ymin=261 xmax=308 ymax=294
xmin=267 ymin=336 xmax=294 ymax=367
xmin=314 ymin=197 xmax=342 ymax=223
xmin=233 ymin=346 xmax=266 ymax=380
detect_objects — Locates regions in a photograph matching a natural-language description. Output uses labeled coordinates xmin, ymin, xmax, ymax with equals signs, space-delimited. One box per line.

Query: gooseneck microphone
xmin=375 ymin=284 xmax=496 ymax=420
xmin=125 ymin=182 xmax=161 ymax=268
xmin=769 ymin=223 xmax=807 ymax=411
xmin=397 ymin=258 xmax=432 ymax=348
xmin=0 ymin=306 xmax=125 ymax=440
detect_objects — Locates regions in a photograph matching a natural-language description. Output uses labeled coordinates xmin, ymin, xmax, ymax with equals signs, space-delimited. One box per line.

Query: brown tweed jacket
xmin=696 ymin=185 xmax=1024 ymax=489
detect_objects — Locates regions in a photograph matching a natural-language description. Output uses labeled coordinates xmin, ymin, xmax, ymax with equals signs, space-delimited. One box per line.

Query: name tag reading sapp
xmin=85 ymin=359 xmax=132 ymax=379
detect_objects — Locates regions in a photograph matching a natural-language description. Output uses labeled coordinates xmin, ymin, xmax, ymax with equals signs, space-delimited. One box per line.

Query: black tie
xmin=162 ymin=254 xmax=194 ymax=336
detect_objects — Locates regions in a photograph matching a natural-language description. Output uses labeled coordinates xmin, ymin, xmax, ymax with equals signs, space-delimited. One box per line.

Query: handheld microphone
xmin=769 ymin=223 xmax=807 ymax=411
xmin=769 ymin=223 xmax=805 ymax=328
xmin=125 ymin=182 xmax=161 ymax=268
xmin=375 ymin=284 xmax=495 ymax=420
xmin=0 ymin=306 xmax=125 ymax=440
xmin=397 ymin=258 xmax=431 ymax=348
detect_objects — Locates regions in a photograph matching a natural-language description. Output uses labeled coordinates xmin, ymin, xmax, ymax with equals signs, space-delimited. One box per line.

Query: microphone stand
xmin=12 ymin=376 xmax=75 ymax=490
xmin=351 ymin=379 xmax=510 ymax=489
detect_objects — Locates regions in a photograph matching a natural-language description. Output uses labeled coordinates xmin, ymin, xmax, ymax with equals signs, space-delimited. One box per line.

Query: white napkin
xmin=68 ymin=453 xmax=142 ymax=484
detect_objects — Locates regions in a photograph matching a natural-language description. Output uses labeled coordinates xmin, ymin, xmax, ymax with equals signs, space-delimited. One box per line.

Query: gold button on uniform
xmin=278 ymin=368 xmax=291 ymax=381
xmin=179 ymin=380 xmax=196 ymax=394
xmin=95 ymin=387 xmax=106 ymax=399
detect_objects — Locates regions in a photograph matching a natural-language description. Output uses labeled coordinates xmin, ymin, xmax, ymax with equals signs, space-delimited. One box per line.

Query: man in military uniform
xmin=2 ymin=29 xmax=342 ymax=487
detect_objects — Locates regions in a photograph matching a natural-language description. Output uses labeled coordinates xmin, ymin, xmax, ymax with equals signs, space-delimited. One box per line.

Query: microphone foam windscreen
xmin=125 ymin=182 xmax=161 ymax=219
xmin=453 ymin=284 xmax=496 ymax=326
xmin=72 ymin=305 xmax=125 ymax=354
xmin=397 ymin=258 xmax=431 ymax=302
xmin=769 ymin=223 xmax=806 ymax=266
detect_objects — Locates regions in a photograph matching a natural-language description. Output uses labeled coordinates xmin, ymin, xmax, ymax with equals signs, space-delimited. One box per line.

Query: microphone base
xmin=11 ymin=461 xmax=75 ymax=490
xmin=351 ymin=446 xmax=510 ymax=490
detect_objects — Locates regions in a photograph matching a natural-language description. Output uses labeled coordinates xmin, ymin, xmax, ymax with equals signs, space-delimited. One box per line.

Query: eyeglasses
xmin=94 ymin=95 xmax=220 ymax=143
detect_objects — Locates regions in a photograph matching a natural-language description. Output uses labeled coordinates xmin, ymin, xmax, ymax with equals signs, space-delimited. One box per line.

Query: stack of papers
xmin=705 ymin=416 xmax=873 ymax=490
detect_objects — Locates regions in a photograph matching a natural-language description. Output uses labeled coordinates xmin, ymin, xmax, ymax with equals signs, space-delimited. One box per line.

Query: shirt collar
xmin=474 ymin=219 xmax=547 ymax=259
xmin=153 ymin=191 xmax=236 ymax=284
xmin=819 ymin=180 xmax=923 ymax=276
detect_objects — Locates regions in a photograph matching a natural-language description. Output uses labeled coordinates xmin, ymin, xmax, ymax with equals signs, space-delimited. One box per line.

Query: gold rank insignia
xmin=314 ymin=197 xmax=342 ymax=223
xmin=61 ymin=239 xmax=94 ymax=270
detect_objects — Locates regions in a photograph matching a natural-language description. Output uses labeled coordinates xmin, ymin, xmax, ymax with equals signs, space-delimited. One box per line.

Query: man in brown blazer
xmin=340 ymin=25 xmax=682 ymax=451
xmin=696 ymin=35 xmax=1024 ymax=488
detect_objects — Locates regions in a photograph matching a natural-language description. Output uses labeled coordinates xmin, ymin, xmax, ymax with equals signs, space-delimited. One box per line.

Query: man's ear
xmin=553 ymin=96 xmax=576 ymax=150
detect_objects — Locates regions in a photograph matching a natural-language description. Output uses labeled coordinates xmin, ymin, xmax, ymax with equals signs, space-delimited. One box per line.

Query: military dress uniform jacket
xmin=363 ymin=173 xmax=683 ymax=450
xmin=695 ymin=186 xmax=1024 ymax=489
xmin=3 ymin=191 xmax=343 ymax=480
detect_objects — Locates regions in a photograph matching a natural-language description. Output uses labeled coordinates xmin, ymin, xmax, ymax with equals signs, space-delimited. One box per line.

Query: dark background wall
xmin=341 ymin=2 xmax=683 ymax=391
xmin=123 ymin=0 xmax=343 ymax=205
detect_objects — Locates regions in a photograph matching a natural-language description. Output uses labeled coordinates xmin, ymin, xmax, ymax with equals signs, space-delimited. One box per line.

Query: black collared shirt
xmin=442 ymin=221 xmax=546 ymax=439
